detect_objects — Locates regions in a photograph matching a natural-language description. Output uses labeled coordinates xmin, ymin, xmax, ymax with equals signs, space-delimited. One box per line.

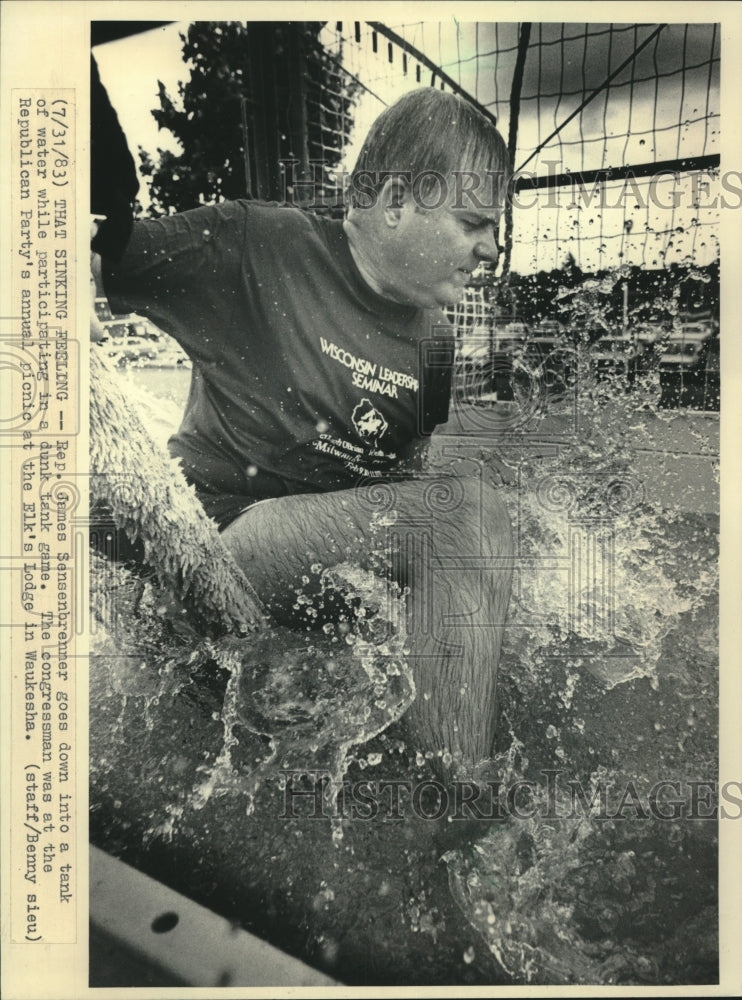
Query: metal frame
xmin=90 ymin=846 xmax=337 ymax=988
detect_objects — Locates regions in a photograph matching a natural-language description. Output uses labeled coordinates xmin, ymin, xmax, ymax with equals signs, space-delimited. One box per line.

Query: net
xmin=318 ymin=20 xmax=720 ymax=409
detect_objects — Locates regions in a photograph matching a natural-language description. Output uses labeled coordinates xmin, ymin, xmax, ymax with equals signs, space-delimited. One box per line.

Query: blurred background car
xmin=657 ymin=320 xmax=718 ymax=409
xmin=658 ymin=321 xmax=713 ymax=374
xmin=590 ymin=333 xmax=645 ymax=382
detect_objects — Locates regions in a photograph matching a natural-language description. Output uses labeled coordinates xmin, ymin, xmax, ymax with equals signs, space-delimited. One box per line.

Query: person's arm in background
xmin=89 ymin=53 xmax=245 ymax=361
xmin=90 ymin=53 xmax=139 ymax=341
xmin=90 ymin=55 xmax=139 ymax=262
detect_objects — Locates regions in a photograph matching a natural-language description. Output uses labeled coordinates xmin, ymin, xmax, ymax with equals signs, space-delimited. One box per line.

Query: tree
xmin=139 ymin=22 xmax=361 ymax=215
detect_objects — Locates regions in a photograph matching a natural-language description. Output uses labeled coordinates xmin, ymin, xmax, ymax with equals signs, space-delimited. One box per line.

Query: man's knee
xmin=432 ymin=475 xmax=513 ymax=560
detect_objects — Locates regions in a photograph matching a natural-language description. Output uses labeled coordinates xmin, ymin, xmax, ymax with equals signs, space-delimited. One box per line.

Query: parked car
xmin=523 ymin=319 xmax=572 ymax=355
xmin=454 ymin=334 xmax=494 ymax=404
xmin=94 ymin=297 xmax=130 ymax=340
xmin=590 ymin=334 xmax=644 ymax=381
xmin=107 ymin=337 xmax=159 ymax=367
xmin=456 ymin=325 xmax=492 ymax=366
xmin=94 ymin=297 xmax=114 ymax=323
xmin=700 ymin=331 xmax=720 ymax=409
xmin=127 ymin=315 xmax=161 ymax=341
xmin=455 ymin=322 xmax=529 ymax=404
xmin=635 ymin=323 xmax=670 ymax=347
xmin=493 ymin=321 xmax=530 ymax=358
xmin=516 ymin=320 xmax=577 ymax=400
xmin=657 ymin=323 xmax=719 ymax=409
xmin=499 ymin=320 xmax=530 ymax=339
xmin=531 ymin=319 xmax=565 ymax=339
xmin=658 ymin=323 xmax=714 ymax=374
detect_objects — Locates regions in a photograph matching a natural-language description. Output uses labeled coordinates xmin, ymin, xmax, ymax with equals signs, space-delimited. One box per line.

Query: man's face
xmin=386 ymin=178 xmax=503 ymax=309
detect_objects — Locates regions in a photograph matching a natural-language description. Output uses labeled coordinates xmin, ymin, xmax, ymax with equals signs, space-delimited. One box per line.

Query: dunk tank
xmin=90 ymin=20 xmax=722 ymax=987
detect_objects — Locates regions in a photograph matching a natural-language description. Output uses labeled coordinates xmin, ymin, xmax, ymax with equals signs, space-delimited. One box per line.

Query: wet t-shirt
xmin=103 ymin=201 xmax=453 ymax=500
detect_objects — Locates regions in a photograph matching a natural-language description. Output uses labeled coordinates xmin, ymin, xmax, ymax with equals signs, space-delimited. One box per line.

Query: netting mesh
xmin=319 ymin=20 xmax=720 ymax=273
xmin=515 ymin=24 xmax=719 ymax=169
xmin=314 ymin=20 xmax=720 ymax=409
xmin=98 ymin=19 xmax=720 ymax=406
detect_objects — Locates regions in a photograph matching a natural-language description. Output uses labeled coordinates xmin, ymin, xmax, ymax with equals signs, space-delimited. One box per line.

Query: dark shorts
xmin=194 ymin=490 xmax=275 ymax=532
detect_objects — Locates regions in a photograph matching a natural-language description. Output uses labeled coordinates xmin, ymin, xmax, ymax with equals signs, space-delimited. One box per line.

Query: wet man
xmin=94 ymin=88 xmax=514 ymax=781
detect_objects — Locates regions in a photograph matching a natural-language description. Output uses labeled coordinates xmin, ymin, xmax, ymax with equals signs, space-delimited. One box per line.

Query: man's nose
xmin=474 ymin=233 xmax=501 ymax=264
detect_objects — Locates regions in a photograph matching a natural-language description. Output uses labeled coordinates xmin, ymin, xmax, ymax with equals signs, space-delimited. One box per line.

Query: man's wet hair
xmin=348 ymin=87 xmax=510 ymax=210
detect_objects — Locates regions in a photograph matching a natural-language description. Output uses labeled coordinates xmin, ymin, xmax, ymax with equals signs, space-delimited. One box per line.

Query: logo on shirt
xmin=320 ymin=337 xmax=419 ymax=399
xmin=352 ymin=399 xmax=388 ymax=445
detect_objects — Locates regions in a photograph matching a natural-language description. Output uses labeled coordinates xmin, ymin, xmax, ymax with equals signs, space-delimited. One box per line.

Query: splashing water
xmin=502 ymin=467 xmax=716 ymax=692
xmin=91 ymin=263 xmax=718 ymax=985
xmin=92 ymin=557 xmax=416 ymax=834
xmin=443 ymin=774 xmax=661 ymax=984
xmin=439 ymin=266 xmax=718 ymax=983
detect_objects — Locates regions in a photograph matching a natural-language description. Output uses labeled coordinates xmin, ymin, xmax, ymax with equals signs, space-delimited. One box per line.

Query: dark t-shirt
xmin=103 ymin=201 xmax=453 ymax=501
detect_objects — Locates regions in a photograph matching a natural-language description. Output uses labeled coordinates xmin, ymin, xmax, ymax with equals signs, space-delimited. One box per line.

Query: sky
xmin=93 ymin=19 xmax=721 ymax=274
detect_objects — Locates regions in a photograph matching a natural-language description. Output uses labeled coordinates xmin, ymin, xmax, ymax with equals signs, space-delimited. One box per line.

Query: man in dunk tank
xmin=92 ymin=79 xmax=514 ymax=792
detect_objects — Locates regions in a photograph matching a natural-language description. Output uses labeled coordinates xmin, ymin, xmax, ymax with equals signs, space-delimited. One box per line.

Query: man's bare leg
xmin=221 ymin=475 xmax=513 ymax=778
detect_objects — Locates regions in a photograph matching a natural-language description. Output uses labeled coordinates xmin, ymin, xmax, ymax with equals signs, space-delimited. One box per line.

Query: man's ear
xmin=379 ymin=173 xmax=411 ymax=227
